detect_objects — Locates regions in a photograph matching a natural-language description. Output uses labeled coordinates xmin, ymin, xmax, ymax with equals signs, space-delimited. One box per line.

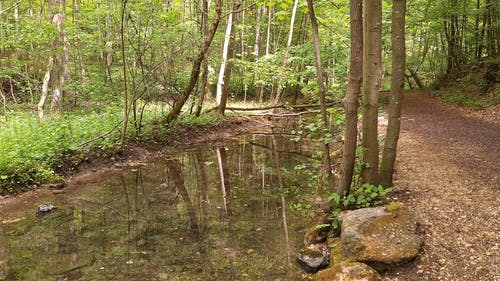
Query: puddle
xmin=0 ymin=133 xmax=324 ymax=280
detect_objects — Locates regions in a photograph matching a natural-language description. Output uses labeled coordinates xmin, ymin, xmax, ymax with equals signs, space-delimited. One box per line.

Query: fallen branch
xmin=78 ymin=120 xmax=123 ymax=148
xmin=245 ymin=111 xmax=315 ymax=117
xmin=204 ymin=101 xmax=340 ymax=113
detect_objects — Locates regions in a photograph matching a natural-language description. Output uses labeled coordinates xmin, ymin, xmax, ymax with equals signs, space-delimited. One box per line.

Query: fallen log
xmin=204 ymin=101 xmax=341 ymax=113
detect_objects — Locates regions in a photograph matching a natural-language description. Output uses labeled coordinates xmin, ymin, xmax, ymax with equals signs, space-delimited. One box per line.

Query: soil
xmin=383 ymin=90 xmax=499 ymax=281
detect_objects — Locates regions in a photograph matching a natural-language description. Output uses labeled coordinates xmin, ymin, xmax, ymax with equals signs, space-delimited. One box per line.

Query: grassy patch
xmin=430 ymin=89 xmax=490 ymax=107
xmin=0 ymin=109 xmax=123 ymax=194
xmin=0 ymin=104 xmax=233 ymax=194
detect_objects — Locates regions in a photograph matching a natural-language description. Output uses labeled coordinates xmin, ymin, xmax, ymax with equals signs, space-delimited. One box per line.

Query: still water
xmin=0 ymin=133 xmax=323 ymax=281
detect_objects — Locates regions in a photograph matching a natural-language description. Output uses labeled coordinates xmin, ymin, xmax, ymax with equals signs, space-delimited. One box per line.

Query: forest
xmin=0 ymin=0 xmax=499 ymax=280
xmin=0 ymin=0 xmax=498 ymax=192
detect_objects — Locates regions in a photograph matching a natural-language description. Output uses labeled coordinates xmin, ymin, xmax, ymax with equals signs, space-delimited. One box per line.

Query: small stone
xmin=36 ymin=204 xmax=58 ymax=216
xmin=297 ymin=243 xmax=330 ymax=273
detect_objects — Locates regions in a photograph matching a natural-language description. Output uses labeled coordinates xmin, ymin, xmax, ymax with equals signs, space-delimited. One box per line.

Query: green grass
xmin=0 ymin=103 xmax=232 ymax=194
xmin=0 ymin=109 xmax=124 ymax=193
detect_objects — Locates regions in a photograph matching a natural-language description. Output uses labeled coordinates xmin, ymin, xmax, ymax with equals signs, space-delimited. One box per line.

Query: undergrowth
xmin=431 ymin=62 xmax=499 ymax=108
xmin=0 ymin=106 xmax=220 ymax=194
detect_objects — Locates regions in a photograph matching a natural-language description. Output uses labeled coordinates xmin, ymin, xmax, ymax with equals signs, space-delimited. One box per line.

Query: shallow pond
xmin=0 ymin=132 xmax=324 ymax=281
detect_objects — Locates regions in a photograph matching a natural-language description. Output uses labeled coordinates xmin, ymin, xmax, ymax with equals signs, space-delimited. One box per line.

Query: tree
xmin=380 ymin=0 xmax=407 ymax=187
xmin=217 ymin=0 xmax=240 ymax=115
xmin=306 ymin=0 xmax=333 ymax=190
xmin=338 ymin=0 xmax=363 ymax=195
xmin=165 ymin=0 xmax=222 ymax=122
xmin=273 ymin=0 xmax=299 ymax=104
xmin=361 ymin=0 xmax=382 ymax=185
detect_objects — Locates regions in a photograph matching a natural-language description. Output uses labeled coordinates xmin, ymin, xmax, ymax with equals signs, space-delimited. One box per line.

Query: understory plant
xmin=324 ymin=183 xmax=392 ymax=236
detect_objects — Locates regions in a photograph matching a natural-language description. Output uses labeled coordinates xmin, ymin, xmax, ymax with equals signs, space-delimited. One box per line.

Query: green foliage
xmin=0 ymin=109 xmax=123 ymax=194
xmin=325 ymin=184 xmax=392 ymax=234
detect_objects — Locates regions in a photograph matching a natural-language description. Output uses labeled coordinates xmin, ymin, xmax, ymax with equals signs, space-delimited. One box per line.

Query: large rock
xmin=315 ymin=261 xmax=382 ymax=281
xmin=339 ymin=203 xmax=422 ymax=270
xmin=297 ymin=243 xmax=330 ymax=273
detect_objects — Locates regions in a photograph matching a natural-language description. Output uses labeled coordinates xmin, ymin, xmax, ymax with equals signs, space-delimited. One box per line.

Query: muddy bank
xmin=0 ymin=116 xmax=273 ymax=212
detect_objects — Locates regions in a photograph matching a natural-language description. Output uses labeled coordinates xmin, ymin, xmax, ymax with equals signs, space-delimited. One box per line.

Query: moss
xmin=327 ymin=238 xmax=353 ymax=265
xmin=315 ymin=261 xmax=382 ymax=281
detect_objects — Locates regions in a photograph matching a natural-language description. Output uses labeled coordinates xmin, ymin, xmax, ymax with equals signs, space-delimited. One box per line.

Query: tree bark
xmin=216 ymin=10 xmax=234 ymax=105
xmin=274 ymin=0 xmax=299 ymax=104
xmin=218 ymin=0 xmax=240 ymax=115
xmin=49 ymin=0 xmax=69 ymax=113
xmin=306 ymin=0 xmax=334 ymax=191
xmin=165 ymin=0 xmax=221 ymax=122
xmin=361 ymin=0 xmax=382 ymax=185
xmin=120 ymin=0 xmax=129 ymax=147
xmin=380 ymin=0 xmax=406 ymax=187
xmin=38 ymin=58 xmax=53 ymax=121
xmin=194 ymin=0 xmax=211 ymax=117
xmin=337 ymin=0 xmax=363 ymax=194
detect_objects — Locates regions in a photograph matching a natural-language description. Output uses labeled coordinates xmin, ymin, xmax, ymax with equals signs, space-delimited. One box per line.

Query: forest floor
xmin=383 ymin=90 xmax=499 ymax=281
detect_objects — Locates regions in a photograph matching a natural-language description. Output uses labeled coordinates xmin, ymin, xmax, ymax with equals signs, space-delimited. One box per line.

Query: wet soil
xmin=383 ymin=90 xmax=499 ymax=281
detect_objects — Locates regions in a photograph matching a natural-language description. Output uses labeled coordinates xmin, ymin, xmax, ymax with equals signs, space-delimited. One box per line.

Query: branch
xmin=78 ymin=120 xmax=123 ymax=148
xmin=0 ymin=1 xmax=20 ymax=15
xmin=204 ymin=101 xmax=340 ymax=113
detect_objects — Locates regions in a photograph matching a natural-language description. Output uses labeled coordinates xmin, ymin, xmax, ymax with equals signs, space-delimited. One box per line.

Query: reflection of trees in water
xmin=166 ymin=159 xmax=199 ymax=231
xmin=3 ymin=134 xmax=312 ymax=280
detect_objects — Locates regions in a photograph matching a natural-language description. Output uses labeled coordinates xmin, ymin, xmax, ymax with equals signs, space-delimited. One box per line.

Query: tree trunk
xmin=165 ymin=0 xmax=221 ymax=122
xmin=361 ymin=0 xmax=382 ymax=185
xmin=338 ymin=0 xmax=363 ymax=194
xmin=380 ymin=0 xmax=406 ymax=187
xmin=306 ymin=0 xmax=334 ymax=191
xmin=49 ymin=0 xmax=69 ymax=113
xmin=218 ymin=0 xmax=240 ymax=115
xmin=194 ymin=0 xmax=211 ymax=117
xmin=120 ymin=0 xmax=129 ymax=147
xmin=216 ymin=10 xmax=234 ymax=105
xmin=274 ymin=0 xmax=299 ymax=104
xmin=38 ymin=58 xmax=54 ymax=121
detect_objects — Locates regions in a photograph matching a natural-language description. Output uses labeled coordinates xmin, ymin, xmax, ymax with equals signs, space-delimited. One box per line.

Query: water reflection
xmin=0 ymin=134 xmax=319 ymax=281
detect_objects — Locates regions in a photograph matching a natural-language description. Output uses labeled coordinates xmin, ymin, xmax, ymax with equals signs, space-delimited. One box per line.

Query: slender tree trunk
xmin=274 ymin=0 xmax=299 ymax=104
xmin=218 ymin=0 xmax=240 ymax=115
xmin=38 ymin=58 xmax=54 ymax=121
xmin=120 ymin=0 xmax=129 ymax=147
xmin=380 ymin=0 xmax=406 ymax=187
xmin=337 ymin=0 xmax=363 ymax=194
xmin=306 ymin=0 xmax=334 ymax=191
xmin=216 ymin=10 xmax=234 ymax=105
xmin=165 ymin=0 xmax=221 ymax=122
xmin=265 ymin=5 xmax=272 ymax=56
xmin=361 ymin=0 xmax=382 ymax=185
xmin=195 ymin=0 xmax=210 ymax=117
xmin=50 ymin=0 xmax=69 ymax=113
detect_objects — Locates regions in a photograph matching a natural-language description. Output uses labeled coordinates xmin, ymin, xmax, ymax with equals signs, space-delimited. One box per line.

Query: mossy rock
xmin=339 ymin=203 xmax=422 ymax=270
xmin=315 ymin=261 xmax=382 ymax=281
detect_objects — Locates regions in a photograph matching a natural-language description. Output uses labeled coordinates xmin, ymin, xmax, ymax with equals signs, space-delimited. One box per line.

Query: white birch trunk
xmin=265 ymin=6 xmax=272 ymax=56
xmin=274 ymin=0 xmax=298 ymax=104
xmin=216 ymin=12 xmax=233 ymax=104
xmin=38 ymin=58 xmax=54 ymax=121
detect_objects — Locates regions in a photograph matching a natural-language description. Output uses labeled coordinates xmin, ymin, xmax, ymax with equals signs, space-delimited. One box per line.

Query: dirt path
xmin=384 ymin=90 xmax=499 ymax=281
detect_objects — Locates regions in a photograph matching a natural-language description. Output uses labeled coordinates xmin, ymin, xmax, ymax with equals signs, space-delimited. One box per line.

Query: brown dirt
xmin=383 ymin=90 xmax=500 ymax=281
